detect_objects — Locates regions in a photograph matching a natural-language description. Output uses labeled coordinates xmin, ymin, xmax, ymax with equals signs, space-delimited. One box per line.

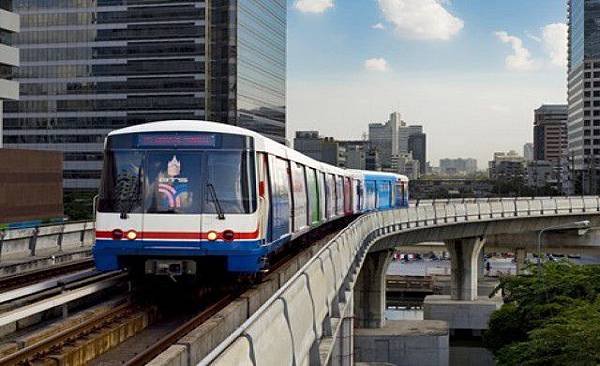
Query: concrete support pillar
xmin=354 ymin=250 xmax=394 ymax=328
xmin=332 ymin=295 xmax=354 ymax=365
xmin=515 ymin=248 xmax=526 ymax=275
xmin=478 ymin=248 xmax=485 ymax=278
xmin=445 ymin=237 xmax=485 ymax=301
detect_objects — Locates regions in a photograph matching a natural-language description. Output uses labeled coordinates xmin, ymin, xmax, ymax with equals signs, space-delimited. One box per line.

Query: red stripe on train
xmin=96 ymin=228 xmax=260 ymax=240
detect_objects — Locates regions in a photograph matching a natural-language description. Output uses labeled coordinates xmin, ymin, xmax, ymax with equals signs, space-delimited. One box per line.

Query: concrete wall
xmin=354 ymin=320 xmax=449 ymax=366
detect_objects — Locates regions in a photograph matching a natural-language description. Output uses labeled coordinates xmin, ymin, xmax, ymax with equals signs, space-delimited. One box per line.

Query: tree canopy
xmin=484 ymin=262 xmax=600 ymax=366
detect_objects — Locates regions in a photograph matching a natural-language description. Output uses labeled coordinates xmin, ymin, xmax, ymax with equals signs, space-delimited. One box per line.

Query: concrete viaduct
xmin=153 ymin=197 xmax=600 ymax=366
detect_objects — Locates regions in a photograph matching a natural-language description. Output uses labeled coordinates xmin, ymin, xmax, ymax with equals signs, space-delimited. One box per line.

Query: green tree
xmin=484 ymin=262 xmax=600 ymax=365
xmin=64 ymin=191 xmax=97 ymax=221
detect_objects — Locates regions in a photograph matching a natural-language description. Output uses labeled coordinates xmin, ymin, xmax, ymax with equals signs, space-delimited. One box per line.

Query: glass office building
xmin=567 ymin=0 xmax=600 ymax=193
xmin=3 ymin=0 xmax=285 ymax=190
xmin=0 ymin=0 xmax=19 ymax=147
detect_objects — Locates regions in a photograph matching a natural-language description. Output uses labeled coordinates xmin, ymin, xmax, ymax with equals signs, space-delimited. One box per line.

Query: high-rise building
xmin=534 ymin=105 xmax=568 ymax=164
xmin=294 ymin=131 xmax=346 ymax=167
xmin=488 ymin=151 xmax=526 ymax=180
xmin=391 ymin=152 xmax=420 ymax=179
xmin=0 ymin=3 xmax=19 ymax=147
xmin=3 ymin=1 xmax=286 ymax=190
xmin=408 ymin=132 xmax=426 ymax=174
xmin=369 ymin=112 xmax=402 ymax=168
xmin=523 ymin=142 xmax=534 ymax=162
xmin=339 ymin=140 xmax=374 ymax=170
xmin=399 ymin=125 xmax=422 ymax=154
xmin=567 ymin=0 xmax=600 ymax=193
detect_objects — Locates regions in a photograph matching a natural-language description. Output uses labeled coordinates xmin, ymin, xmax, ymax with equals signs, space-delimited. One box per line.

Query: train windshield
xmin=99 ymin=132 xmax=256 ymax=215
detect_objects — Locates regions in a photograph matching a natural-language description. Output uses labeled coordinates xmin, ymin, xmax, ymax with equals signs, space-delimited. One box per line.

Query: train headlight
xmin=207 ymin=231 xmax=218 ymax=241
xmin=126 ymin=230 xmax=138 ymax=240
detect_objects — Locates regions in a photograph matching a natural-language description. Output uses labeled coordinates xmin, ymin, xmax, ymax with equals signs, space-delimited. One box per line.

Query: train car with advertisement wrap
xmin=93 ymin=121 xmax=409 ymax=277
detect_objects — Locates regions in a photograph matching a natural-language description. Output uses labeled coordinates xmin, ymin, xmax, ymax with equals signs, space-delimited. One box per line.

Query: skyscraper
xmin=408 ymin=132 xmax=426 ymax=174
xmin=567 ymin=0 xmax=600 ymax=193
xmin=534 ymin=105 xmax=568 ymax=164
xmin=523 ymin=142 xmax=534 ymax=162
xmin=399 ymin=125 xmax=422 ymax=154
xmin=3 ymin=1 xmax=285 ymax=190
xmin=0 ymin=3 xmax=19 ymax=147
xmin=369 ymin=112 xmax=401 ymax=168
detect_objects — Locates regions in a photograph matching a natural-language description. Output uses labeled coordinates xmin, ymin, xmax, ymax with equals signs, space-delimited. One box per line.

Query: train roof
xmin=108 ymin=120 xmax=264 ymax=139
xmin=348 ymin=169 xmax=409 ymax=182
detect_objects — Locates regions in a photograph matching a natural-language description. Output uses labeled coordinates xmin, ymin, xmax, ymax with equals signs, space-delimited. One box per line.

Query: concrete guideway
xmin=152 ymin=197 xmax=600 ymax=366
xmin=0 ymin=271 xmax=127 ymax=328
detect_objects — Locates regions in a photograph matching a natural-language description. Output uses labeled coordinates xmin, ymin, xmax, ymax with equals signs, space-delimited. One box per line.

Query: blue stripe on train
xmin=94 ymin=235 xmax=292 ymax=273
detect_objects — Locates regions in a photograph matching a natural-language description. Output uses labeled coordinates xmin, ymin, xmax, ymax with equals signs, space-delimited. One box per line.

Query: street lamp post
xmin=536 ymin=220 xmax=591 ymax=277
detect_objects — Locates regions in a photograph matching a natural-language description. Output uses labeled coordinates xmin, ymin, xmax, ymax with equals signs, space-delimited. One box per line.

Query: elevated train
xmin=93 ymin=121 xmax=409 ymax=276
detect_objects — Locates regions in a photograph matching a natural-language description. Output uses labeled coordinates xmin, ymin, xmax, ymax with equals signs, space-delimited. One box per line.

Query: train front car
xmin=94 ymin=121 xmax=264 ymax=278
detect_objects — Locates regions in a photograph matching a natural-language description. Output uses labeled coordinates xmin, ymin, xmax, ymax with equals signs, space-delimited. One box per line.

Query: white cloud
xmin=294 ymin=0 xmax=333 ymax=14
xmin=364 ymin=58 xmax=389 ymax=72
xmin=525 ymin=31 xmax=542 ymax=43
xmin=495 ymin=31 xmax=537 ymax=71
xmin=376 ymin=0 xmax=464 ymax=41
xmin=542 ymin=23 xmax=568 ymax=68
xmin=372 ymin=23 xmax=385 ymax=30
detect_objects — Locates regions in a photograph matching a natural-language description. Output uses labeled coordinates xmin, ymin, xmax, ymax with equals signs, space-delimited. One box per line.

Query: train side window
xmin=269 ymin=157 xmax=291 ymax=238
xmin=291 ymin=162 xmax=308 ymax=231
xmin=327 ymin=174 xmax=336 ymax=218
xmin=306 ymin=168 xmax=319 ymax=225
xmin=336 ymin=176 xmax=344 ymax=215
xmin=366 ymin=180 xmax=376 ymax=209
xmin=319 ymin=172 xmax=327 ymax=221
xmin=395 ymin=181 xmax=403 ymax=207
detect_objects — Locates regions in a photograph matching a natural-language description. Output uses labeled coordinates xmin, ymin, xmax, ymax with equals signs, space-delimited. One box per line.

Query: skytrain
xmin=93 ymin=121 xmax=409 ymax=277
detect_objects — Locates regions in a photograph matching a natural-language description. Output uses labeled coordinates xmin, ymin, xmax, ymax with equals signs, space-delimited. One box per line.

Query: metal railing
xmin=198 ymin=196 xmax=600 ymax=366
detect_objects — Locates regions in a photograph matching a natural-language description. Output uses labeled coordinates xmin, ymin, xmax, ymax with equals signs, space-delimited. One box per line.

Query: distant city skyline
xmin=287 ymin=0 xmax=568 ymax=164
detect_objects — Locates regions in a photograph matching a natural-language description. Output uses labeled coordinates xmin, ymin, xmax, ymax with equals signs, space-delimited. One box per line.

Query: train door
xmin=354 ymin=179 xmax=362 ymax=212
xmin=343 ymin=177 xmax=352 ymax=215
xmin=268 ymin=156 xmax=292 ymax=242
xmin=402 ymin=180 xmax=409 ymax=207
xmin=142 ymin=151 xmax=203 ymax=248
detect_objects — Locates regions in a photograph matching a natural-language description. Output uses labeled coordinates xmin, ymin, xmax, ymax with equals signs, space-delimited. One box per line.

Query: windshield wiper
xmin=207 ymin=183 xmax=225 ymax=220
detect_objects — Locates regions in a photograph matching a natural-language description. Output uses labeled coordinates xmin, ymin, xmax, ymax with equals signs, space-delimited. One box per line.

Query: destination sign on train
xmin=138 ymin=134 xmax=218 ymax=147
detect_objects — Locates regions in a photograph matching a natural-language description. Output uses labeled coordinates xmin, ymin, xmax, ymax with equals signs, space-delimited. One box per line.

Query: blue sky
xmin=287 ymin=0 xmax=569 ymax=166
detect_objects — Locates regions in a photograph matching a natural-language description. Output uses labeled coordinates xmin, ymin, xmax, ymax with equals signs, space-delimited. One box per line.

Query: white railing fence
xmin=198 ymin=196 xmax=600 ymax=366
xmin=0 ymin=221 xmax=95 ymax=262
